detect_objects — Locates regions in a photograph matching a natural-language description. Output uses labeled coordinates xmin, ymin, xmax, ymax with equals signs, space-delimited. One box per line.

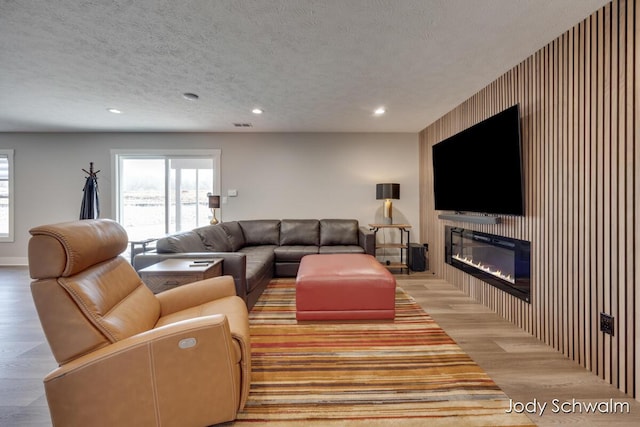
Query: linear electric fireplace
xmin=445 ymin=226 xmax=531 ymax=303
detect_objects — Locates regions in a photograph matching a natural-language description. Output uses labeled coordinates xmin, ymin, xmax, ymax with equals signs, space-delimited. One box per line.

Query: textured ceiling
xmin=0 ymin=0 xmax=609 ymax=133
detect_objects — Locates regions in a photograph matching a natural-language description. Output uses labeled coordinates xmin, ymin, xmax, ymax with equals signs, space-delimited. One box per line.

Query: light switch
xmin=228 ymin=189 xmax=238 ymax=197
xmin=222 ymin=196 xmax=228 ymax=204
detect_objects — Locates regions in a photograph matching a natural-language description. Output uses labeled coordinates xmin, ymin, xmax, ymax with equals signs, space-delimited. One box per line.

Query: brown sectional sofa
xmin=133 ymin=219 xmax=376 ymax=309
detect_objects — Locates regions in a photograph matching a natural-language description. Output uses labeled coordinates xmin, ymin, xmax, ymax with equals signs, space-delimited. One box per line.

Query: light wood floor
xmin=399 ymin=271 xmax=640 ymax=426
xmin=2 ymin=266 xmax=639 ymax=426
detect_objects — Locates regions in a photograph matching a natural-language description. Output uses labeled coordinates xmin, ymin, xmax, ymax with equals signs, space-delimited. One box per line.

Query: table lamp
xmin=376 ymin=183 xmax=400 ymax=224
xmin=207 ymin=193 xmax=220 ymax=225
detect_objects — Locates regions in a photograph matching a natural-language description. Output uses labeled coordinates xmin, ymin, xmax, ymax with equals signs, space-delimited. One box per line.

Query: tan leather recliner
xmin=28 ymin=219 xmax=251 ymax=427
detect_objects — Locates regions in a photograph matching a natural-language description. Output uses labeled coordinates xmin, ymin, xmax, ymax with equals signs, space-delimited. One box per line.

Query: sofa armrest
xmin=43 ymin=315 xmax=246 ymax=426
xmin=155 ymin=275 xmax=237 ymax=315
xmin=359 ymin=226 xmax=376 ymax=256
xmin=134 ymin=252 xmax=248 ymax=303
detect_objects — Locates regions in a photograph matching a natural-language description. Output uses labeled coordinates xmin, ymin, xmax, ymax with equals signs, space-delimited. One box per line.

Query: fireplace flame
xmin=453 ymin=254 xmax=514 ymax=284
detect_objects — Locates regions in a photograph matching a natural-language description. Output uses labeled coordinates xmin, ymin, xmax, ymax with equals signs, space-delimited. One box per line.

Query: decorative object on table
xmin=375 ymin=183 xmax=400 ymax=224
xmin=79 ymin=162 xmax=100 ymax=219
xmin=207 ymin=193 xmax=220 ymax=224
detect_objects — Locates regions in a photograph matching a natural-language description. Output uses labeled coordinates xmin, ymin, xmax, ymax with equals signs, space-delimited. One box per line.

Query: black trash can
xmin=408 ymin=243 xmax=428 ymax=272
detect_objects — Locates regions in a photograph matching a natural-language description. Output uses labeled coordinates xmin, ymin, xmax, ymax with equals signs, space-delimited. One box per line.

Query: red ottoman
xmin=295 ymin=254 xmax=396 ymax=321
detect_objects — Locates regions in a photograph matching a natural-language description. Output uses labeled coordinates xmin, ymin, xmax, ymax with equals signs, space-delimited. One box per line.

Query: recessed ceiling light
xmin=373 ymin=107 xmax=386 ymax=116
xmin=252 ymin=108 xmax=263 ymax=115
xmin=183 ymin=92 xmax=199 ymax=101
xmin=107 ymin=108 xmax=122 ymax=114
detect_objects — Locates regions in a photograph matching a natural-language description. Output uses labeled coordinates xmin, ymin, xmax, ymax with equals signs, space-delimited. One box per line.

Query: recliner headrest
xmin=28 ymin=219 xmax=128 ymax=279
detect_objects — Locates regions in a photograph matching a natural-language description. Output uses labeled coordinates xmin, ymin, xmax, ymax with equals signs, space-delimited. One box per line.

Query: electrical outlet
xmin=600 ymin=313 xmax=614 ymax=336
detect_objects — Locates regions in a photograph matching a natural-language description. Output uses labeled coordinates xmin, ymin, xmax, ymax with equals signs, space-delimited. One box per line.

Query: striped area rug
xmin=230 ymin=279 xmax=534 ymax=426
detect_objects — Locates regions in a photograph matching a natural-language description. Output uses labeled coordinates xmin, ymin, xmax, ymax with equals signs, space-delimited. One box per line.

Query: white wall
xmin=0 ymin=132 xmax=419 ymax=264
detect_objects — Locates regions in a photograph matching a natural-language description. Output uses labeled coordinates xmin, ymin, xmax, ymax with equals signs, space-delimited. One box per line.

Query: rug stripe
xmin=228 ymin=279 xmax=535 ymax=426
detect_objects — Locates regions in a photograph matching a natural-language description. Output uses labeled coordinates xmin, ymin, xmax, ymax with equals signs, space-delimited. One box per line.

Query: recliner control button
xmin=178 ymin=338 xmax=197 ymax=349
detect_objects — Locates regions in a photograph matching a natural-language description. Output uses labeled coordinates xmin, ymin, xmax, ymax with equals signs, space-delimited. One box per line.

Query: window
xmin=0 ymin=150 xmax=14 ymax=242
xmin=113 ymin=150 xmax=220 ymax=242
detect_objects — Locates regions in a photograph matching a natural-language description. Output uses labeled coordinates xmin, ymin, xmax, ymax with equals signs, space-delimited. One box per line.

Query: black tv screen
xmin=432 ymin=104 xmax=524 ymax=216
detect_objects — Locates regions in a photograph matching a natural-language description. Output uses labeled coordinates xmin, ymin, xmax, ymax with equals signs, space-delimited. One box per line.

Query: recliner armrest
xmin=43 ymin=315 xmax=246 ymax=427
xmin=155 ymin=275 xmax=237 ymax=316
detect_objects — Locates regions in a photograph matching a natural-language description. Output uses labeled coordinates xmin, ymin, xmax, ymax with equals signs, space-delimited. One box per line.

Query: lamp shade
xmin=208 ymin=194 xmax=220 ymax=208
xmin=376 ymin=183 xmax=400 ymax=200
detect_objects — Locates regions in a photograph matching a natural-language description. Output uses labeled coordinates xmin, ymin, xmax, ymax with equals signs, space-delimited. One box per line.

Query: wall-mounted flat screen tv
xmin=432 ymin=104 xmax=524 ymax=216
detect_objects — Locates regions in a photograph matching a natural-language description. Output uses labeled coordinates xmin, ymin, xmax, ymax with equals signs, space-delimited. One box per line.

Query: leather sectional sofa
xmin=134 ymin=219 xmax=376 ymax=309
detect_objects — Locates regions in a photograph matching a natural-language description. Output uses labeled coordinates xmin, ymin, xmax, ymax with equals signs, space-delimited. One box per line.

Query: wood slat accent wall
xmin=419 ymin=0 xmax=638 ymax=399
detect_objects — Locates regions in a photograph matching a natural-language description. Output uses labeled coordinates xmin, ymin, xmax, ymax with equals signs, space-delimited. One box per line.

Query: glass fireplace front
xmin=445 ymin=226 xmax=531 ymax=303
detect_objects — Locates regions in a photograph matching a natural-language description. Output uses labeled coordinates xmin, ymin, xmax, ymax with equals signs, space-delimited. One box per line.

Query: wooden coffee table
xmin=138 ymin=258 xmax=223 ymax=294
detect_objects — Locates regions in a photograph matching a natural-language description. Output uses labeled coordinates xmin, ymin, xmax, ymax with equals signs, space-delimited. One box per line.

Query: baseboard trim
xmin=0 ymin=257 xmax=28 ymax=266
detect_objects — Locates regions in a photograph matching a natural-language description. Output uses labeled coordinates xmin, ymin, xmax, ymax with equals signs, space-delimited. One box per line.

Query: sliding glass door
xmin=114 ymin=150 xmax=220 ymax=241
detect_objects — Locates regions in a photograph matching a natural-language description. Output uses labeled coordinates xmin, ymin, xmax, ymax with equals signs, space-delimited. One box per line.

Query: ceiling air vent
xmin=233 ymin=123 xmax=253 ymax=127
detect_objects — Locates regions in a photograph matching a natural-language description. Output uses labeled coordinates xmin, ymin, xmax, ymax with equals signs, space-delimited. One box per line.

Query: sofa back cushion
xmin=156 ymin=231 xmax=207 ymax=253
xmin=280 ymin=219 xmax=319 ymax=246
xmin=320 ymin=219 xmax=359 ymax=246
xmin=239 ymin=220 xmax=281 ymax=246
xmin=221 ymin=221 xmax=246 ymax=251
xmin=194 ymin=224 xmax=232 ymax=252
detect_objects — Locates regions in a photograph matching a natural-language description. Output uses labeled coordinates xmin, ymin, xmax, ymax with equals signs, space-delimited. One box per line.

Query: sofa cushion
xmin=194 ymin=224 xmax=232 ymax=252
xmin=274 ymin=245 xmax=319 ymax=262
xmin=238 ymin=246 xmax=276 ymax=292
xmin=280 ymin=219 xmax=319 ymax=246
xmin=319 ymin=245 xmax=365 ymax=254
xmin=221 ymin=222 xmax=246 ymax=252
xmin=320 ymin=219 xmax=359 ymax=246
xmin=156 ymin=231 xmax=207 ymax=253
xmin=239 ymin=220 xmax=280 ymax=246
